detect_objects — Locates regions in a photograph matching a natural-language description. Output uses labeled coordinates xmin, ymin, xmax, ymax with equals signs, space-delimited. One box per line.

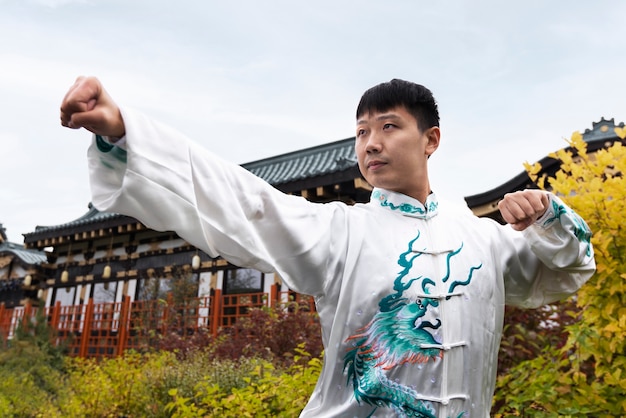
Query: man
xmin=61 ymin=77 xmax=594 ymax=417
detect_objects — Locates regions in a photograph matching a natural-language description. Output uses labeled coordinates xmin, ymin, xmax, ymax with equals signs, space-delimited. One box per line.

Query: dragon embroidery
xmin=542 ymin=199 xmax=593 ymax=256
xmin=344 ymin=232 xmax=481 ymax=417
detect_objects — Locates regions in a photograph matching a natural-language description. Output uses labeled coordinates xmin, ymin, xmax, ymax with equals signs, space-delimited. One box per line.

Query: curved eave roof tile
xmin=242 ymin=137 xmax=356 ymax=185
xmin=0 ymin=242 xmax=46 ymax=265
xmin=23 ymin=204 xmax=130 ymax=242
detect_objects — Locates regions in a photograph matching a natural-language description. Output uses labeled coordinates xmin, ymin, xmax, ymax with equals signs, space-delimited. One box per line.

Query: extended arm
xmin=60 ymin=77 xmax=339 ymax=297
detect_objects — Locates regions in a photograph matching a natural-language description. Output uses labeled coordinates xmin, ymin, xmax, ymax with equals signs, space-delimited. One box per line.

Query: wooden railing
xmin=0 ymin=284 xmax=315 ymax=359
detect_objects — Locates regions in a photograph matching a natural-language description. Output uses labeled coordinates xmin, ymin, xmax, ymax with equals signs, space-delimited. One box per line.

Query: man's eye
xmin=357 ymin=129 xmax=366 ymax=137
xmin=383 ymin=123 xmax=394 ymax=130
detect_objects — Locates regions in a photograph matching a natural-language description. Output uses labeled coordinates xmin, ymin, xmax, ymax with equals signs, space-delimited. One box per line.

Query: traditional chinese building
xmin=0 ymin=224 xmax=46 ymax=308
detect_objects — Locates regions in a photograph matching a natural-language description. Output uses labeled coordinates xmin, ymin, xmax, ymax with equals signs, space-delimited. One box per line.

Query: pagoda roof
xmin=23 ymin=203 xmax=136 ymax=243
xmin=24 ymin=137 xmax=359 ymax=243
xmin=242 ymin=137 xmax=356 ymax=185
xmin=464 ymin=117 xmax=625 ymax=208
xmin=0 ymin=241 xmax=47 ymax=265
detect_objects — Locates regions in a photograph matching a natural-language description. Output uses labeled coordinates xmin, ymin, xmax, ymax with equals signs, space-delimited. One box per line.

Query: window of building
xmin=224 ymin=268 xmax=263 ymax=294
xmin=92 ymin=281 xmax=118 ymax=304
xmin=137 ymin=277 xmax=171 ymax=301
xmin=54 ymin=287 xmax=76 ymax=306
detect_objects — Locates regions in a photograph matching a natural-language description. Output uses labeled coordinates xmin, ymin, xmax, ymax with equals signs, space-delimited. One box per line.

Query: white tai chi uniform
xmin=88 ymin=108 xmax=595 ymax=418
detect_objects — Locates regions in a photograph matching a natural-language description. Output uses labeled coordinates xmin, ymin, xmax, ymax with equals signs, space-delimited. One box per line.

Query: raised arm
xmin=60 ymin=76 xmax=126 ymax=139
xmin=59 ymin=76 xmax=341 ymax=297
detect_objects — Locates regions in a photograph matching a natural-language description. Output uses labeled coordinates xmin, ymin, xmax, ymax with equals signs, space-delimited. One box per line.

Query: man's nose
xmin=365 ymin=133 xmax=382 ymax=153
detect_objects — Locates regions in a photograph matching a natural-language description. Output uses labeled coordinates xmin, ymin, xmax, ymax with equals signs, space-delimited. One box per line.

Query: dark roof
xmin=23 ymin=203 xmax=134 ymax=243
xmin=0 ymin=241 xmax=46 ymax=265
xmin=24 ymin=137 xmax=359 ymax=241
xmin=43 ymin=203 xmax=119 ymax=231
xmin=582 ymin=117 xmax=625 ymax=142
xmin=464 ymin=117 xmax=625 ymax=208
xmin=242 ymin=137 xmax=356 ymax=185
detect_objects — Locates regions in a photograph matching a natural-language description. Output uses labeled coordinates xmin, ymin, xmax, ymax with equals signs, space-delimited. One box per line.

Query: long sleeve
xmin=88 ymin=108 xmax=339 ymax=296
xmin=499 ymin=194 xmax=595 ymax=308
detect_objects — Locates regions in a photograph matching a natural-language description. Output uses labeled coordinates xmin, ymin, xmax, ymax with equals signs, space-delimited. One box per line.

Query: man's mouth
xmin=367 ymin=160 xmax=387 ymax=170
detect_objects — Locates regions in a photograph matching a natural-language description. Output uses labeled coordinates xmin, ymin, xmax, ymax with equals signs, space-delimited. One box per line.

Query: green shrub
xmin=0 ymin=367 xmax=61 ymax=417
xmin=167 ymin=345 xmax=322 ymax=417
xmin=0 ymin=302 xmax=324 ymax=417
xmin=53 ymin=345 xmax=321 ymax=417
xmin=145 ymin=348 xmax=273 ymax=404
xmin=0 ymin=306 xmax=67 ymax=417
xmin=58 ymin=351 xmax=176 ymax=417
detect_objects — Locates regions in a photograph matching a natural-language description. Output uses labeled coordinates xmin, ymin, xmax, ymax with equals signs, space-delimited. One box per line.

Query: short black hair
xmin=356 ymin=79 xmax=439 ymax=132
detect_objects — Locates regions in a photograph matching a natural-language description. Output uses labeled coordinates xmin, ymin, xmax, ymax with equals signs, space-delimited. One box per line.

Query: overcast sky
xmin=1 ymin=0 xmax=624 ymax=243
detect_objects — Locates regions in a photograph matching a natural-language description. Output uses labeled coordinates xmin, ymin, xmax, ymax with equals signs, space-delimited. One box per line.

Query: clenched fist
xmin=498 ymin=189 xmax=549 ymax=231
xmin=60 ymin=76 xmax=125 ymax=138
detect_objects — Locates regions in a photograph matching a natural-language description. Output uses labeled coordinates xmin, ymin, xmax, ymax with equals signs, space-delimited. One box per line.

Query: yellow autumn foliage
xmin=495 ymin=127 xmax=626 ymax=416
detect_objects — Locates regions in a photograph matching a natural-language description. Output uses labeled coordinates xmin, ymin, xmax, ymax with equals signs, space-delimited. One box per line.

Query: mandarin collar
xmin=370 ymin=188 xmax=439 ymax=219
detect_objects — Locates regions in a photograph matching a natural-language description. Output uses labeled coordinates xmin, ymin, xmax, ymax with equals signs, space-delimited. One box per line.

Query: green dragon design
xmin=344 ymin=232 xmax=481 ymax=417
xmin=542 ymin=199 xmax=593 ymax=256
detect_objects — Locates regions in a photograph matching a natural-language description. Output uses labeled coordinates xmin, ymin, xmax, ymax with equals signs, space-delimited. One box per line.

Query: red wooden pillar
xmin=117 ymin=296 xmax=131 ymax=357
xmin=22 ymin=302 xmax=32 ymax=328
xmin=79 ymin=299 xmax=94 ymax=358
xmin=270 ymin=283 xmax=278 ymax=308
xmin=210 ymin=289 xmax=221 ymax=337
xmin=49 ymin=301 xmax=61 ymax=330
xmin=49 ymin=301 xmax=61 ymax=347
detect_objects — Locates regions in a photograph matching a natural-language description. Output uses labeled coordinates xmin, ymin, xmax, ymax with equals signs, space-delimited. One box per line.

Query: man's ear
xmin=425 ymin=126 xmax=440 ymax=157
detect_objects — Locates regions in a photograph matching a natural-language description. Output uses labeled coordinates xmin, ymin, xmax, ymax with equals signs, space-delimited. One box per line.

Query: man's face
xmin=355 ymin=106 xmax=437 ymax=200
